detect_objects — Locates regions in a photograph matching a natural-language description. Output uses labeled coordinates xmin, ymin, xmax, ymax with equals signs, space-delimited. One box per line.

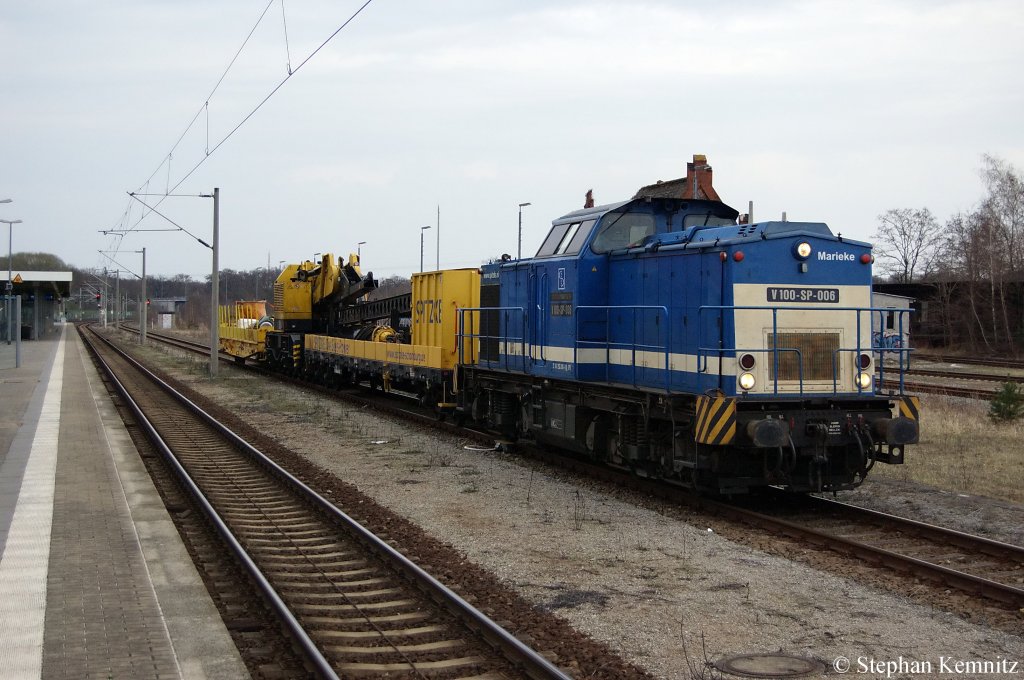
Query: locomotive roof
xmin=553 ymin=196 xmax=739 ymax=225
xmin=543 ymin=197 xmax=871 ymax=256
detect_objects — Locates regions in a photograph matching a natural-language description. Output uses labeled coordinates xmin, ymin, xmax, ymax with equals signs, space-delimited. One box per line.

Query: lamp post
xmin=517 ymin=202 xmax=531 ymax=260
xmin=420 ymin=226 xmax=431 ymax=273
xmin=357 ymin=241 xmax=366 ymax=259
xmin=1 ymin=216 xmax=23 ymax=345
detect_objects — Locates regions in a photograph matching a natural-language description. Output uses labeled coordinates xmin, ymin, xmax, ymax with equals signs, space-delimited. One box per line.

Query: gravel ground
xmin=131 ymin=338 xmax=1023 ymax=679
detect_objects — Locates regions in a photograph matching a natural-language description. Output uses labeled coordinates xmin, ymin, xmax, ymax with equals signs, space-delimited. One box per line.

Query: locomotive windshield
xmin=590 ymin=211 xmax=656 ymax=253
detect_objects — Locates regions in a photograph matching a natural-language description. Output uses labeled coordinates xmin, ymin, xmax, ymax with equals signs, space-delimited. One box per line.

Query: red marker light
xmin=733 ymin=251 xmax=745 ymax=262
xmin=860 ymin=253 xmax=872 ymax=264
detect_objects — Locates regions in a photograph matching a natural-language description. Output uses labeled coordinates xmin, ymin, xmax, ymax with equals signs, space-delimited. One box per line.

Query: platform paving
xmin=0 ymin=325 xmax=249 ymax=679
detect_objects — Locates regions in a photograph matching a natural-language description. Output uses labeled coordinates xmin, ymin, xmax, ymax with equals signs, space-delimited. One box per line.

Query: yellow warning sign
xmin=12 ymin=274 xmax=22 ymax=284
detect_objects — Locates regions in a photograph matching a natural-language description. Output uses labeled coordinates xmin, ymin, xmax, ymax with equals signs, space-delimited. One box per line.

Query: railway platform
xmin=0 ymin=324 xmax=248 ymax=679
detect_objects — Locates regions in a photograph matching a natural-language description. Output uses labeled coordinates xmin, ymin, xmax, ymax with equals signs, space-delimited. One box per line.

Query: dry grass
xmin=870 ymin=395 xmax=1024 ymax=504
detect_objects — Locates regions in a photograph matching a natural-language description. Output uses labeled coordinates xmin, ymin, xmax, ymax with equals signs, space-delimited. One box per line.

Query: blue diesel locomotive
xmin=458 ymin=161 xmax=918 ymax=494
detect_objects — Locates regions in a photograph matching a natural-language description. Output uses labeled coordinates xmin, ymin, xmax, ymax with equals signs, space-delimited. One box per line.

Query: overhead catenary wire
xmin=108 ymin=0 xmax=280 ymax=242
xmin=111 ymin=0 xmax=375 ymax=240
xmin=126 ymin=194 xmax=214 ymax=249
xmin=166 ymin=0 xmax=375 ymax=195
xmin=281 ymin=0 xmax=293 ymax=75
xmin=134 ymin=0 xmax=277 ymax=195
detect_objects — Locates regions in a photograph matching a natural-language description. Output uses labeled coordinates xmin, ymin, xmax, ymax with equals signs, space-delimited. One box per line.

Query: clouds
xmin=1 ymin=0 xmax=1023 ymax=279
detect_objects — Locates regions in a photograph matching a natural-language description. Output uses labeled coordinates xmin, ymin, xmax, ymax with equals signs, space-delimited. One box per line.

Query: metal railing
xmin=574 ymin=305 xmax=671 ymax=391
xmin=698 ymin=304 xmax=913 ymax=395
xmin=457 ymin=306 xmax=528 ymax=373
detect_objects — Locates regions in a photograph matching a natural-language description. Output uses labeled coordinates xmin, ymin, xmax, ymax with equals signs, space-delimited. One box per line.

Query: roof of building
xmin=3 ymin=270 xmax=74 ymax=298
xmin=2 ymin=271 xmax=73 ymax=283
xmin=633 ymin=153 xmax=722 ymax=202
xmin=633 ymin=178 xmax=690 ymax=199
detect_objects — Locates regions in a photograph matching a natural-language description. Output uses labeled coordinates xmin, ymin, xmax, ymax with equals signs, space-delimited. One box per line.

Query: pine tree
xmin=988 ymin=382 xmax=1024 ymax=422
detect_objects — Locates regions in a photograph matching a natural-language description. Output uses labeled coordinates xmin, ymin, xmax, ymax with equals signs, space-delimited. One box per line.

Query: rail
xmin=86 ymin=325 xmax=572 ymax=680
xmin=84 ymin=329 xmax=339 ymax=679
xmin=510 ymin=438 xmax=1024 ymax=610
xmin=740 ymin=492 xmax=1024 ymax=609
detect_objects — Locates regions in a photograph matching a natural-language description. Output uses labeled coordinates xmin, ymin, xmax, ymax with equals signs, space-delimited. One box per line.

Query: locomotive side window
xmin=682 ymin=213 xmax=736 ymax=229
xmin=536 ymin=223 xmax=571 ymax=257
xmin=565 ymin=219 xmax=596 ymax=254
xmin=554 ymin=222 xmax=581 ymax=255
xmin=536 ymin=219 xmax=597 ymax=257
xmin=591 ymin=212 xmax=656 ymax=253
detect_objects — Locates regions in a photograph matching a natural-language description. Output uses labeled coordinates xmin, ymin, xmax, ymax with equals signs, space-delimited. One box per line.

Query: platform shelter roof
xmin=2 ymin=271 xmax=73 ymax=298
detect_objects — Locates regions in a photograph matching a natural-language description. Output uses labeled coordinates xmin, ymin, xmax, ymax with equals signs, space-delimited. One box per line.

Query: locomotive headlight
xmin=795 ymin=241 xmax=812 ymax=259
xmin=855 ymin=372 xmax=872 ymax=390
xmin=738 ymin=372 xmax=756 ymax=391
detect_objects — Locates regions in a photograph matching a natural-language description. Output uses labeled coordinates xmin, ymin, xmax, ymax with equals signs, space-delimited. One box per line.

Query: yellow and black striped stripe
xmin=694 ymin=395 xmax=737 ymax=445
xmin=898 ymin=395 xmax=920 ymax=422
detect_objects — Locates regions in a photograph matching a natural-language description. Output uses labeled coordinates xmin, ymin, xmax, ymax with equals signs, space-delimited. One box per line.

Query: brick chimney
xmin=686 ymin=154 xmax=720 ymax=201
xmin=633 ymin=153 xmax=724 ymax=201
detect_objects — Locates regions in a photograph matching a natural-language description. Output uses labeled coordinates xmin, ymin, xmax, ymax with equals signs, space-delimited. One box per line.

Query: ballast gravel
xmin=132 ymin=342 xmax=1023 ymax=679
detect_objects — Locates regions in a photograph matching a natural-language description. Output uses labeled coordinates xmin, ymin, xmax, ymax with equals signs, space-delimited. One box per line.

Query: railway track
xmin=914 ymin=352 xmax=1024 ymax=370
xmin=82 ymin=325 xmax=570 ymax=680
xmin=124 ymin=325 xmax=1024 ymax=611
xmin=904 ymin=367 xmax=1024 ymax=384
xmin=879 ymin=377 xmax=996 ymax=399
xmin=519 ymin=447 xmax=1024 ymax=610
xmin=724 ymin=492 xmax=1024 ymax=609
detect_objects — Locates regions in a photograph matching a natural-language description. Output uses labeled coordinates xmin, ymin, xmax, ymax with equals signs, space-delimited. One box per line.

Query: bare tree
xmin=940 ymin=211 xmax=993 ymax=351
xmin=979 ymin=154 xmax=1024 ymax=274
xmin=872 ymin=208 xmax=942 ymax=283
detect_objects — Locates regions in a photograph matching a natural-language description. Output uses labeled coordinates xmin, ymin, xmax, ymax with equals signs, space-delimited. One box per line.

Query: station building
xmin=1 ymin=270 xmax=72 ymax=340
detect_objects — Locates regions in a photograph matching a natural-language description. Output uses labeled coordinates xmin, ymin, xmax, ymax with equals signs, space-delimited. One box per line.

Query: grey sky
xmin=2 ymin=0 xmax=1022 ymax=281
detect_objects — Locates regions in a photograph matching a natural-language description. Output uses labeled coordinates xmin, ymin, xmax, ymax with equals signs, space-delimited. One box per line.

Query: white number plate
xmin=766 ymin=287 xmax=840 ymax=303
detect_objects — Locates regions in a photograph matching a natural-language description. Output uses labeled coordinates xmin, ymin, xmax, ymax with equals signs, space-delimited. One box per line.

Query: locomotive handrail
xmin=537 ymin=271 xmax=548 ymax=363
xmin=457 ymin=306 xmax=528 ymax=374
xmin=870 ymin=307 xmax=913 ymax=392
xmin=698 ymin=304 xmax=914 ymax=395
xmin=574 ymin=305 xmax=671 ymax=392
